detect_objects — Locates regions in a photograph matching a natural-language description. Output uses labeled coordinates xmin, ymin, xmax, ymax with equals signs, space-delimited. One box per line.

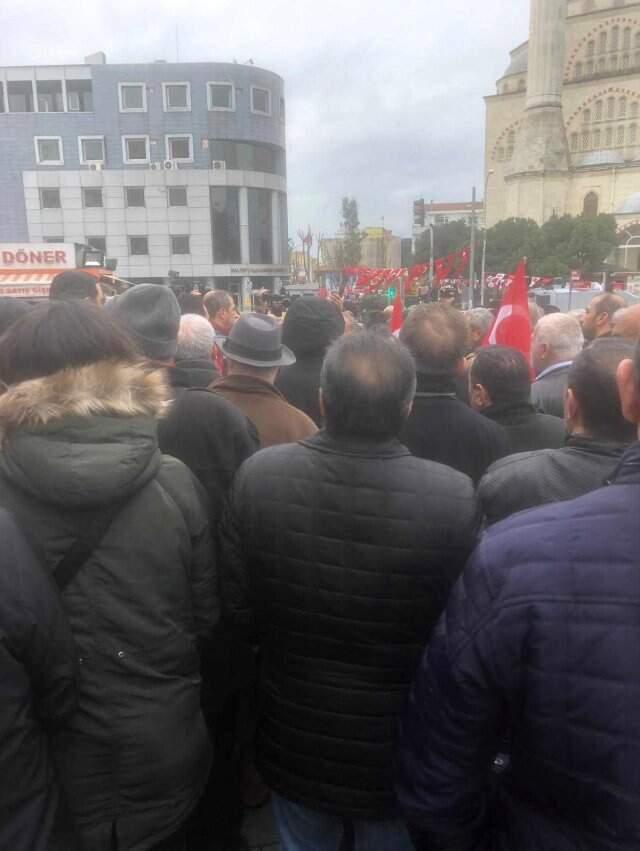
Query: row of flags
xmin=343 ymin=247 xmax=471 ymax=292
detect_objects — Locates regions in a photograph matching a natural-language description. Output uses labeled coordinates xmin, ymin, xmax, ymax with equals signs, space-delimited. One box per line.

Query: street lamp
xmin=480 ymin=170 xmax=495 ymax=307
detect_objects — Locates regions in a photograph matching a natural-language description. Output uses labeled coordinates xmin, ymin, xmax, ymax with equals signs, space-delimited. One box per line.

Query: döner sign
xmin=0 ymin=243 xmax=76 ymax=270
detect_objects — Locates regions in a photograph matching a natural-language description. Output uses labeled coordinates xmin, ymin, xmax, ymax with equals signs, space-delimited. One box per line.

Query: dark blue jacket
xmin=397 ymin=442 xmax=640 ymax=851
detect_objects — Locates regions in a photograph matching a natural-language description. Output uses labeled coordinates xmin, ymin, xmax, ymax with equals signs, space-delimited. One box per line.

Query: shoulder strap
xmin=54 ymin=504 xmax=122 ymax=592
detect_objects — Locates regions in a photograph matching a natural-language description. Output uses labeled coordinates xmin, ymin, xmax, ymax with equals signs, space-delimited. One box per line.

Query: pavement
xmin=244 ymin=801 xmax=280 ymax=851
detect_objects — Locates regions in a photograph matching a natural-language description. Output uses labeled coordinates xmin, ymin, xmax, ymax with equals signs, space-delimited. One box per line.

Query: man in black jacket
xmin=0 ymin=511 xmax=77 ymax=851
xmin=400 ymin=304 xmax=509 ymax=484
xmin=470 ymin=345 xmax=566 ymax=454
xmin=478 ymin=338 xmax=636 ymax=525
xmin=219 ymin=332 xmax=478 ymax=851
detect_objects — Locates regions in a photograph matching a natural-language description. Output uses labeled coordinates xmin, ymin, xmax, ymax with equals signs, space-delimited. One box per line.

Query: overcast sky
xmin=3 ymin=0 xmax=529 ymax=240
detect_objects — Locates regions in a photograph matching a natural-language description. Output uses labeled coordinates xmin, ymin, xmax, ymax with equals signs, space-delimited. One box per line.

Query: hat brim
xmin=219 ymin=339 xmax=296 ymax=368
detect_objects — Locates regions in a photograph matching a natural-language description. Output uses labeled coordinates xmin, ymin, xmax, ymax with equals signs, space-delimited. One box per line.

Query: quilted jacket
xmin=219 ymin=430 xmax=478 ymax=819
xmin=397 ymin=441 xmax=640 ymax=851
xmin=531 ymin=363 xmax=571 ymax=419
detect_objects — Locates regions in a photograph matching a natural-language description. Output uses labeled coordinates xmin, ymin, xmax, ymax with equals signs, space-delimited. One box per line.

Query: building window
xmin=593 ymin=128 xmax=601 ymax=147
xmin=171 ymin=235 xmax=190 ymax=255
xmin=610 ymin=54 xmax=619 ymax=72
xmin=119 ymin=83 xmax=147 ymax=112
xmin=617 ymin=125 xmax=626 ymax=145
xmin=163 ymin=82 xmax=191 ymax=111
xmin=583 ymin=192 xmax=599 ymax=217
xmin=211 ymin=187 xmax=241 ymax=264
xmin=7 ymin=81 xmax=34 ymax=112
xmin=36 ymin=80 xmax=63 ymax=112
xmin=575 ymin=61 xmax=583 ymax=79
xmin=623 ymin=53 xmax=630 ymax=69
xmin=66 ymin=80 xmax=93 ymax=112
xmin=587 ymin=40 xmax=595 ymax=58
xmin=581 ymin=131 xmax=591 ymax=150
xmin=586 ymin=60 xmax=594 ymax=76
xmin=129 ymin=236 xmax=149 ymax=255
xmin=125 ymin=186 xmax=145 ymax=207
xmin=599 ymin=31 xmax=607 ymax=53
xmin=208 ymin=82 xmax=235 ymax=111
xmin=606 ymin=125 xmax=614 ymax=145
xmin=122 ymin=136 xmax=150 ymax=164
xmin=35 ymin=136 xmax=63 ymax=165
xmin=87 ymin=236 xmax=106 ymax=253
xmin=630 ymin=124 xmax=638 ymax=144
xmin=607 ymin=97 xmax=615 ymax=118
xmin=168 ymin=186 xmax=188 ymax=206
xmin=79 ymin=136 xmax=105 ymax=163
xmin=248 ymin=188 xmax=273 ymax=264
xmin=279 ymin=97 xmax=286 ymax=122
xmin=83 ymin=188 xmax=103 ymax=208
xmin=612 ymin=26 xmax=620 ymax=51
xmin=209 ymin=139 xmax=286 ymax=176
xmin=40 ymin=189 xmax=61 ymax=209
xmin=624 ymin=27 xmax=632 ymax=49
xmin=165 ymin=135 xmax=193 ymax=162
xmin=597 ymin=57 xmax=606 ymax=73
xmin=251 ymin=86 xmax=271 ymax=116
xmin=570 ymin=133 xmax=579 ymax=152
xmin=632 ymin=101 xmax=639 ymax=118
xmin=619 ymin=97 xmax=627 ymax=118
xmin=583 ymin=109 xmax=591 ymax=124
xmin=595 ymin=100 xmax=603 ymax=121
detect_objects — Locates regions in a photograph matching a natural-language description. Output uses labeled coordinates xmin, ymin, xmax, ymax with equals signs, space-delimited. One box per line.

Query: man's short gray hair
xmin=466 ymin=308 xmax=494 ymax=336
xmin=177 ymin=313 xmax=215 ymax=360
xmin=533 ymin=312 xmax=584 ymax=358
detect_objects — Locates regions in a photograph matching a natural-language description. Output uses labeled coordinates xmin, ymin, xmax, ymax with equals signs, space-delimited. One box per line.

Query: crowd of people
xmin=0 ymin=269 xmax=639 ymax=851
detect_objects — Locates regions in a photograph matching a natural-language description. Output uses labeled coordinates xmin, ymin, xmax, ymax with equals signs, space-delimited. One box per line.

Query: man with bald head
xmin=581 ymin=292 xmax=627 ymax=342
xmin=612 ymin=303 xmax=640 ymax=341
xmin=531 ymin=312 xmax=584 ymax=417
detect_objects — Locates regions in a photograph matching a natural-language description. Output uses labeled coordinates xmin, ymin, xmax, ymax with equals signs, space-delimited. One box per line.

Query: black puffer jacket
xmin=478 ymin=435 xmax=629 ymax=525
xmin=275 ymin=297 xmax=345 ymax=424
xmin=219 ymin=431 xmax=478 ymax=819
xmin=482 ymin=400 xmax=566 ymax=454
xmin=0 ymin=362 xmax=217 ymax=851
xmin=0 ymin=510 xmax=77 ymax=851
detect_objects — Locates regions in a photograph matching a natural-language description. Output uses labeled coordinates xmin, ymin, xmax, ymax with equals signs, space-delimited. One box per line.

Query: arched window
xmin=619 ymin=97 xmax=627 ymax=117
xmin=587 ymin=40 xmax=596 ymax=58
xmin=497 ymin=146 xmax=505 ymax=162
xmin=607 ymin=96 xmax=616 ymax=118
xmin=583 ymin=192 xmax=599 ymax=218
xmin=610 ymin=54 xmax=619 ymax=71
xmin=612 ymin=26 xmax=620 ymax=51
xmin=624 ymin=27 xmax=632 ymax=49
xmin=586 ymin=60 xmax=594 ymax=75
xmin=598 ymin=57 xmax=607 ymax=73
xmin=575 ymin=61 xmax=583 ymax=79
xmin=623 ymin=53 xmax=630 ymax=69
xmin=595 ymin=100 xmax=603 ymax=120
xmin=600 ymin=31 xmax=608 ymax=53
xmin=570 ymin=132 xmax=579 ymax=152
xmin=593 ymin=128 xmax=601 ymax=147
xmin=630 ymin=123 xmax=638 ymax=144
xmin=606 ymin=125 xmax=614 ymax=145
xmin=582 ymin=130 xmax=591 ymax=150
xmin=618 ymin=125 xmax=626 ymax=145
xmin=506 ymin=131 xmax=515 ymax=160
xmin=583 ymin=108 xmax=591 ymax=124
xmin=631 ymin=101 xmax=639 ymax=118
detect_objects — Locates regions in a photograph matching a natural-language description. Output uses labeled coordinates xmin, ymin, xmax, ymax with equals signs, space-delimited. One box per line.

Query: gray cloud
xmin=3 ymin=0 xmax=529 ymax=238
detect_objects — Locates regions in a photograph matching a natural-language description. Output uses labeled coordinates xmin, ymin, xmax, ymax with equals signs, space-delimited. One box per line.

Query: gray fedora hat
xmin=220 ymin=312 xmax=296 ymax=368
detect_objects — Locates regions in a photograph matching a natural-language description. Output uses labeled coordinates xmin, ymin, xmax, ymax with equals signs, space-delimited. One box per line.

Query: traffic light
xmin=388 ymin=286 xmax=397 ymax=299
xmin=413 ymin=198 xmax=425 ymax=227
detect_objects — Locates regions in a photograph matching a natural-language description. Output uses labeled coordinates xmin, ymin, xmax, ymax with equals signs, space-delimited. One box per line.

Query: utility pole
xmin=468 ymin=186 xmax=477 ymax=308
xmin=480 ymin=230 xmax=488 ymax=307
xmin=428 ymin=199 xmax=434 ymax=298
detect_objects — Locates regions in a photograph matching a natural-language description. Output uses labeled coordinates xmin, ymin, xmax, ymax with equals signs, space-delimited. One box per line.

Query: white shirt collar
xmin=536 ymin=361 xmax=573 ymax=381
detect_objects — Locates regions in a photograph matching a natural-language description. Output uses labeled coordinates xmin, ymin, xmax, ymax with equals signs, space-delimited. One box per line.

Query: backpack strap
xmin=54 ymin=504 xmax=123 ymax=592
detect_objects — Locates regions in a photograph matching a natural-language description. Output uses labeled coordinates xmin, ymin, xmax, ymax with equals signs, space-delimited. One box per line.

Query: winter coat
xmin=531 ymin=363 xmax=571 ymax=418
xmin=174 ymin=357 xmax=219 ymax=389
xmin=0 ymin=362 xmax=217 ymax=851
xmin=219 ymin=430 xmax=478 ymax=819
xmin=482 ymin=400 xmax=566 ymax=454
xmin=211 ymin=374 xmax=317 ymax=448
xmin=275 ymin=297 xmax=345 ymax=424
xmin=0 ymin=510 xmax=77 ymax=851
xmin=401 ymin=374 xmax=510 ymax=484
xmin=478 ymin=434 xmax=628 ymax=525
xmin=397 ymin=441 xmax=640 ymax=851
xmin=158 ymin=372 xmax=259 ymax=525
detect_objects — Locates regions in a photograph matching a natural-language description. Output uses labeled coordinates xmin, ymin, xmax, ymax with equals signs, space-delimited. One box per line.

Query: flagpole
xmin=468 ymin=186 xmax=477 ymax=309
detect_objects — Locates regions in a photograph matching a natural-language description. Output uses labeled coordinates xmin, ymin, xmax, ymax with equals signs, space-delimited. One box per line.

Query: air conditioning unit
xmin=163 ymin=159 xmax=179 ymax=170
xmin=88 ymin=162 xmax=104 ymax=171
xmin=149 ymin=162 xmax=162 ymax=171
xmin=211 ymin=160 xmax=226 ymax=171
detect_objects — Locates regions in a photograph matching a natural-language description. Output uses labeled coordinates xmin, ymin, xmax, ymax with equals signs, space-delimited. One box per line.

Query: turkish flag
xmin=390 ymin=293 xmax=404 ymax=333
xmin=483 ymin=260 xmax=531 ymax=360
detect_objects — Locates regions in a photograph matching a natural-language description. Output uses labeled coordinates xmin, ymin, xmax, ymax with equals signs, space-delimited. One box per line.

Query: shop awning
xmin=0 ymin=271 xmax=57 ymax=298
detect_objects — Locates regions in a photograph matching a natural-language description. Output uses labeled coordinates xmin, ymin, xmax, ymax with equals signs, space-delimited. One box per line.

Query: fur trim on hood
xmin=0 ymin=360 xmax=170 ymax=441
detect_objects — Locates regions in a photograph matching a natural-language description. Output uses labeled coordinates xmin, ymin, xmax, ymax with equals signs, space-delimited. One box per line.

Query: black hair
xmin=320 ymin=331 xmax=416 ymax=440
xmin=0 ymin=301 xmax=138 ymax=385
xmin=0 ymin=298 xmax=30 ymax=338
xmin=49 ymin=270 xmax=99 ymax=302
xmin=400 ymin=303 xmax=468 ymax=377
xmin=470 ymin=345 xmax=531 ymax=405
xmin=177 ymin=291 xmax=205 ymax=316
xmin=568 ymin=338 xmax=636 ymax=443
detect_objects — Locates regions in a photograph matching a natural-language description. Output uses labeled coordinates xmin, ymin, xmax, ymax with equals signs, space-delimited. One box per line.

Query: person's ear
xmin=617 ymin=359 xmax=640 ymax=425
xmin=565 ymin=387 xmax=579 ymax=430
xmin=470 ymin=382 xmax=490 ymax=410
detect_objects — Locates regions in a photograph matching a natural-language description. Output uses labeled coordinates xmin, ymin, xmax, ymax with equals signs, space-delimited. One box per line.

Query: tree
xmin=414 ymin=220 xmax=471 ymax=264
xmin=484 ymin=218 xmax=540 ymax=275
xmin=334 ymin=197 xmax=364 ymax=269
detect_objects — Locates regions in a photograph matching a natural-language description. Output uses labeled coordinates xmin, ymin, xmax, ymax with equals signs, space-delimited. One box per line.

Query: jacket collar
xmin=535 ymin=361 xmax=572 ymax=381
xmin=566 ymin=434 xmax=629 ymax=459
xmin=482 ymin=400 xmax=536 ymax=425
xmin=301 ymin=429 xmax=412 ymax=459
xmin=415 ymin=372 xmax=458 ymax=397
xmin=610 ymin=441 xmax=640 ymax=484
xmin=212 ymin=373 xmax=285 ymax=400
